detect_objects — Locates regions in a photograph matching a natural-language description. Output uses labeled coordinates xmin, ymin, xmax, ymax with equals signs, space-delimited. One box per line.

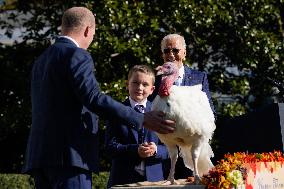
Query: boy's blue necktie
xmin=134 ymin=105 xmax=144 ymax=113
xmin=134 ymin=105 xmax=145 ymax=143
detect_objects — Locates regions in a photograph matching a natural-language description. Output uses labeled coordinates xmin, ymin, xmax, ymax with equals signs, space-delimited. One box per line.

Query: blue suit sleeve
xmin=105 ymin=120 xmax=140 ymax=159
xmin=155 ymin=142 xmax=169 ymax=160
xmin=67 ymin=48 xmax=143 ymax=130
xmin=201 ymin=72 xmax=216 ymax=116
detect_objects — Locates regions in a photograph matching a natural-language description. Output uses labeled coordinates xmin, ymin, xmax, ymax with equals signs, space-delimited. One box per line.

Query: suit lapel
xmin=142 ymin=101 xmax=152 ymax=140
xmin=145 ymin=101 xmax=151 ymax=112
xmin=125 ymin=99 xmax=152 ymax=144
xmin=182 ymin=65 xmax=193 ymax=86
xmin=124 ymin=99 xmax=139 ymax=143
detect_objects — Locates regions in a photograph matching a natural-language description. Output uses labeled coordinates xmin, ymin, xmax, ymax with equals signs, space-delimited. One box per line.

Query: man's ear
xmin=160 ymin=51 xmax=163 ymax=59
xmin=150 ymin=85 xmax=155 ymax=93
xmin=126 ymin=80 xmax=129 ymax=90
xmin=84 ymin=26 xmax=89 ymax=37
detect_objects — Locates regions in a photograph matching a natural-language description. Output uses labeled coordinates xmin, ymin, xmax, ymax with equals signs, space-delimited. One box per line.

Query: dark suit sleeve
xmin=67 ymin=48 xmax=143 ymax=130
xmin=154 ymin=142 xmax=169 ymax=160
xmin=105 ymin=120 xmax=140 ymax=159
xmin=201 ymin=72 xmax=216 ymax=116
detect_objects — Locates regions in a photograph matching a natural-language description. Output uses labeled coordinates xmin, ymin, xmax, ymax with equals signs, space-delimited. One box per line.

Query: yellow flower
xmin=226 ymin=170 xmax=244 ymax=186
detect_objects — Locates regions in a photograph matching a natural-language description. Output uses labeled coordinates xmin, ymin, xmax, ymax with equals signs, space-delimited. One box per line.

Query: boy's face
xmin=127 ymin=71 xmax=155 ymax=103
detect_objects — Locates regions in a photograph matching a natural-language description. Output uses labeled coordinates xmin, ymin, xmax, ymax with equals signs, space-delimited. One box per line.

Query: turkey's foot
xmin=161 ymin=179 xmax=178 ymax=185
xmin=193 ymin=175 xmax=201 ymax=184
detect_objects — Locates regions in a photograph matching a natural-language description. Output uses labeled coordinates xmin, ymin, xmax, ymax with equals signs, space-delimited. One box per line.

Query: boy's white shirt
xmin=129 ymin=97 xmax=147 ymax=110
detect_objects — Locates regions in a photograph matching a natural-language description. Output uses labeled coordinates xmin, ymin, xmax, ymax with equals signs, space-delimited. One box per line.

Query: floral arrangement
xmin=201 ymin=151 xmax=284 ymax=189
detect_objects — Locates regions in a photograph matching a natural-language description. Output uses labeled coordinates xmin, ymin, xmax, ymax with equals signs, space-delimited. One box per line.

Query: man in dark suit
xmin=149 ymin=34 xmax=215 ymax=180
xmin=22 ymin=7 xmax=175 ymax=189
xmin=105 ymin=65 xmax=170 ymax=188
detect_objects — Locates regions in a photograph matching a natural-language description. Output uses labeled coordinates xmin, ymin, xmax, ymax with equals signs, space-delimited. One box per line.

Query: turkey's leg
xmin=163 ymin=145 xmax=178 ymax=185
xmin=191 ymin=141 xmax=202 ymax=184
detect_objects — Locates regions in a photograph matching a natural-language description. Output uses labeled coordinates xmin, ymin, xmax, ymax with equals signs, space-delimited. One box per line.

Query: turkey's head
xmin=156 ymin=62 xmax=179 ymax=97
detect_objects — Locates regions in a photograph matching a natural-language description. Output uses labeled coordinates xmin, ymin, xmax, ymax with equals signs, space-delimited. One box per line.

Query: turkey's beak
xmin=157 ymin=70 xmax=172 ymax=76
xmin=155 ymin=66 xmax=164 ymax=76
xmin=156 ymin=70 xmax=164 ymax=76
xmin=156 ymin=66 xmax=172 ymax=76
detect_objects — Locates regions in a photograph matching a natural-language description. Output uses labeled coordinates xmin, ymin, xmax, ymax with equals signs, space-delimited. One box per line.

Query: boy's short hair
xmin=128 ymin=65 xmax=155 ymax=84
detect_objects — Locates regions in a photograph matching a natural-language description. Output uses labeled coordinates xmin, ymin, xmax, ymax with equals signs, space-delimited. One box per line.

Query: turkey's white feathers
xmin=152 ymin=84 xmax=216 ymax=179
xmin=179 ymin=141 xmax=214 ymax=176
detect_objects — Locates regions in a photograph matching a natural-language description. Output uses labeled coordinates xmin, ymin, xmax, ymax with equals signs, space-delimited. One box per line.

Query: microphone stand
xmin=266 ymin=77 xmax=284 ymax=103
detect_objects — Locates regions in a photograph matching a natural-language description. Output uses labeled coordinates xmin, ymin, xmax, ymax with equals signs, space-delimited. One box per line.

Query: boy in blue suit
xmin=105 ymin=65 xmax=170 ymax=188
xmin=22 ymin=7 xmax=175 ymax=189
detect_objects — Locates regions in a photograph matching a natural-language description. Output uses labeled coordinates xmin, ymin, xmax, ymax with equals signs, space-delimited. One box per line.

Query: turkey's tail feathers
xmin=179 ymin=142 xmax=214 ymax=176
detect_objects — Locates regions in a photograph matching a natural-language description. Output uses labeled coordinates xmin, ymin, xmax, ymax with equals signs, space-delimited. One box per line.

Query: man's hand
xmin=138 ymin=142 xmax=157 ymax=158
xmin=143 ymin=111 xmax=175 ymax=134
xmin=147 ymin=142 xmax=157 ymax=156
xmin=138 ymin=143 xmax=151 ymax=158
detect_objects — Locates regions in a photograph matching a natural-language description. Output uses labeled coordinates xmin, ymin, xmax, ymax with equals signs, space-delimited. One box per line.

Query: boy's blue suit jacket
xmin=23 ymin=37 xmax=144 ymax=173
xmin=105 ymin=99 xmax=169 ymax=187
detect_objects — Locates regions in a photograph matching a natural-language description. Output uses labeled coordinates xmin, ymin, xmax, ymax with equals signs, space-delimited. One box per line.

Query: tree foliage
xmin=0 ymin=0 xmax=284 ymax=172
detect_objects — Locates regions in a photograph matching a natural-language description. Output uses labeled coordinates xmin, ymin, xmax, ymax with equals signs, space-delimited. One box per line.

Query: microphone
xmin=266 ymin=76 xmax=284 ymax=103
xmin=266 ymin=77 xmax=284 ymax=92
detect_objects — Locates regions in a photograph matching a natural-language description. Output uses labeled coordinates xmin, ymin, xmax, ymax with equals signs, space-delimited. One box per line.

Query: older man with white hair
xmin=149 ymin=33 xmax=215 ymax=180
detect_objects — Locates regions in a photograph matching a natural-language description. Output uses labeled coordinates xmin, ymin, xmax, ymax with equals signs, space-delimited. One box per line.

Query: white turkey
xmin=151 ymin=62 xmax=216 ymax=184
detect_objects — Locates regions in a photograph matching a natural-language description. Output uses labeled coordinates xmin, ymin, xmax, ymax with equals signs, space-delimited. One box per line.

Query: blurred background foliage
xmin=0 ymin=0 xmax=284 ymax=173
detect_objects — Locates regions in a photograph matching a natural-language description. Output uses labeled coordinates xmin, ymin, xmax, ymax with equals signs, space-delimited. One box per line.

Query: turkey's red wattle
xmin=158 ymin=83 xmax=170 ymax=97
xmin=158 ymin=78 xmax=174 ymax=97
xmin=157 ymin=62 xmax=179 ymax=97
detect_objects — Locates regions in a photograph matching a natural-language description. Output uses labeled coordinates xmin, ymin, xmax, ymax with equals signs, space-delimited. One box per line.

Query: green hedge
xmin=0 ymin=172 xmax=109 ymax=189
xmin=92 ymin=172 xmax=109 ymax=189
xmin=0 ymin=174 xmax=34 ymax=189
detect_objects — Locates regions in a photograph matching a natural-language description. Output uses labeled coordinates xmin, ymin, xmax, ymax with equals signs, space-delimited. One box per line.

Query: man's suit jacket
xmin=105 ymin=99 xmax=169 ymax=188
xmin=23 ymin=37 xmax=144 ymax=173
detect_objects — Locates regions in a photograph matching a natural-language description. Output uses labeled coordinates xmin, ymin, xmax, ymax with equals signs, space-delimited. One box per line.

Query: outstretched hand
xmin=143 ymin=111 xmax=175 ymax=134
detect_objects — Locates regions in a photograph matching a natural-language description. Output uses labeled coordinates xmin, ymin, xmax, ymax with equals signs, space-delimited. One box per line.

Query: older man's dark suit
xmin=105 ymin=99 xmax=169 ymax=188
xmin=149 ymin=64 xmax=215 ymax=179
xmin=23 ymin=37 xmax=144 ymax=176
